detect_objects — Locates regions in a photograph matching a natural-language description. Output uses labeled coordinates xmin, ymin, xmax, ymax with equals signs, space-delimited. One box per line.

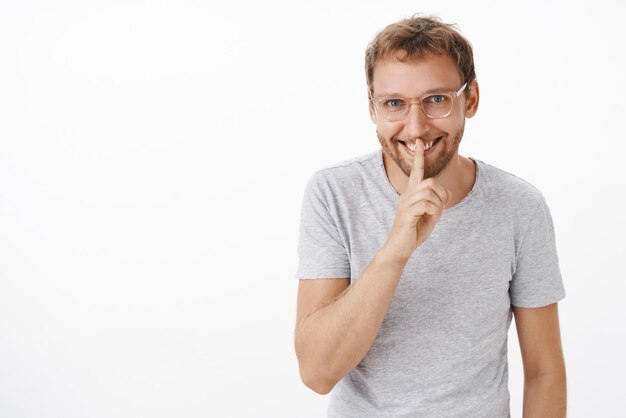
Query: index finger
xmin=408 ymin=138 xmax=424 ymax=186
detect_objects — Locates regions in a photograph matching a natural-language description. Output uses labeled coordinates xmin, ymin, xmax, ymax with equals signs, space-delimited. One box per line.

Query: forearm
xmin=522 ymin=371 xmax=567 ymax=418
xmin=295 ymin=247 xmax=407 ymax=393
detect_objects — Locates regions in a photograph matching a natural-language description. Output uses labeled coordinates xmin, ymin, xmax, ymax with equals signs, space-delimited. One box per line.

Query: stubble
xmin=377 ymin=125 xmax=464 ymax=180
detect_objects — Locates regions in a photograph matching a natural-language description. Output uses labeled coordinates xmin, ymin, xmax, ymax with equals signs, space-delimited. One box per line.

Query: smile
xmin=400 ymin=137 xmax=443 ymax=157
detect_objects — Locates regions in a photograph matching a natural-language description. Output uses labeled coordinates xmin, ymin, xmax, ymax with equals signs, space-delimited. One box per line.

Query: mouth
xmin=399 ymin=136 xmax=443 ymax=157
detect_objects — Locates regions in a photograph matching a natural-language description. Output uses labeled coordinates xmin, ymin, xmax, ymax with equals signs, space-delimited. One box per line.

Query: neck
xmin=383 ymin=152 xmax=476 ymax=209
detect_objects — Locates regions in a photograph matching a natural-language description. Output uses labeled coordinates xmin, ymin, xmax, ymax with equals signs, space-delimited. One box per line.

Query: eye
xmin=426 ymin=95 xmax=448 ymax=104
xmin=384 ymin=98 xmax=406 ymax=109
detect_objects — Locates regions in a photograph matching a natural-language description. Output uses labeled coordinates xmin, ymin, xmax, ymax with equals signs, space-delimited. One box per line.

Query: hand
xmin=383 ymin=139 xmax=452 ymax=262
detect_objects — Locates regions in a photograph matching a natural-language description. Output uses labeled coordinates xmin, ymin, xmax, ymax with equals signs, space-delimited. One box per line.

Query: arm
xmin=294 ymin=140 xmax=449 ymax=395
xmin=294 ymin=247 xmax=408 ymax=394
xmin=513 ymin=302 xmax=566 ymax=417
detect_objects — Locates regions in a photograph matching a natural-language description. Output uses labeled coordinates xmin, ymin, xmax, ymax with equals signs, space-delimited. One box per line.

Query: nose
xmin=403 ymin=102 xmax=430 ymax=138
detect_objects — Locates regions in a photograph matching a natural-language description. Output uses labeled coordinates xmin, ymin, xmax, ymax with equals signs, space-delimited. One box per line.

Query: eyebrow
xmin=376 ymin=85 xmax=458 ymax=97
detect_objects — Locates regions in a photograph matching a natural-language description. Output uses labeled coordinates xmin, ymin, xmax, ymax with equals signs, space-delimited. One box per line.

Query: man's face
xmin=370 ymin=52 xmax=477 ymax=179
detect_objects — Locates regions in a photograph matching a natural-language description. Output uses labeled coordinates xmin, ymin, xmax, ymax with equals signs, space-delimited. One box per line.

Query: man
xmin=293 ymin=15 xmax=566 ymax=417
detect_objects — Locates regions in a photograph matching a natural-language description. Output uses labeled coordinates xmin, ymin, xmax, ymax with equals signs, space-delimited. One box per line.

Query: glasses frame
xmin=370 ymin=82 xmax=468 ymax=121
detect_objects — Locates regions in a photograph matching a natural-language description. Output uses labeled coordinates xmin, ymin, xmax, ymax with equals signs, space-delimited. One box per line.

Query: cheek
xmin=436 ymin=118 xmax=461 ymax=135
xmin=377 ymin=122 xmax=402 ymax=140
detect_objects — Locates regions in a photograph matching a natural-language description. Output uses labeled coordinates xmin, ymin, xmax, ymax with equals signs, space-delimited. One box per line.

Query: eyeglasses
xmin=370 ymin=82 xmax=468 ymax=121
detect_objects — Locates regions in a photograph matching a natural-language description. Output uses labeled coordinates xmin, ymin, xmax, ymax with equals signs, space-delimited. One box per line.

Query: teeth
xmin=406 ymin=141 xmax=434 ymax=152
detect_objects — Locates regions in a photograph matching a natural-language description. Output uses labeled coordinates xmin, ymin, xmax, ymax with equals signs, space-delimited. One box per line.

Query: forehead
xmin=372 ymin=53 xmax=462 ymax=97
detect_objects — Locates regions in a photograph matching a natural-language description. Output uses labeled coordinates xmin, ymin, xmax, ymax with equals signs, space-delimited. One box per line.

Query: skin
xmin=369 ymin=52 xmax=477 ymax=203
xmin=295 ymin=51 xmax=566 ymax=416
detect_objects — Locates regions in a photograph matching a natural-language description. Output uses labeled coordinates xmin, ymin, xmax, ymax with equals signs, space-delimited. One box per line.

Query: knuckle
xmin=423 ymin=178 xmax=435 ymax=187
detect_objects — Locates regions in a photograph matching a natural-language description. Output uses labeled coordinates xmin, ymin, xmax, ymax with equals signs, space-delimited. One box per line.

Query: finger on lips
xmin=407 ymin=138 xmax=450 ymax=209
xmin=409 ymin=138 xmax=425 ymax=185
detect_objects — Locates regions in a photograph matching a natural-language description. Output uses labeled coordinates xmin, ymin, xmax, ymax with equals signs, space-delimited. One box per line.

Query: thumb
xmin=446 ymin=190 xmax=452 ymax=206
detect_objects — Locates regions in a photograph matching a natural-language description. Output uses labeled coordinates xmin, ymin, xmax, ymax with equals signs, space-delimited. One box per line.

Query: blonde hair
xmin=365 ymin=15 xmax=476 ymax=95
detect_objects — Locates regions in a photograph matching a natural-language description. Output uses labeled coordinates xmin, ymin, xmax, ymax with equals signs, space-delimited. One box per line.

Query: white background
xmin=1 ymin=0 xmax=625 ymax=417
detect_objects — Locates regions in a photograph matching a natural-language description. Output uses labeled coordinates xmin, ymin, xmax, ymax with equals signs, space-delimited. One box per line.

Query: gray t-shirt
xmin=294 ymin=148 xmax=566 ymax=417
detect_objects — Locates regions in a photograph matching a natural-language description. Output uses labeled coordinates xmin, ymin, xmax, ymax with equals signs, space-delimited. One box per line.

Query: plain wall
xmin=1 ymin=0 xmax=625 ymax=417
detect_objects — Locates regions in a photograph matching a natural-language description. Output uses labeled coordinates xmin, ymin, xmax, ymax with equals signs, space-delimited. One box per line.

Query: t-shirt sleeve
xmin=293 ymin=172 xmax=351 ymax=280
xmin=510 ymin=195 xmax=566 ymax=307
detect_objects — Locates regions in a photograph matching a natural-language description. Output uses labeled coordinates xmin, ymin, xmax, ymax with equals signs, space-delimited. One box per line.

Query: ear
xmin=464 ymin=80 xmax=480 ymax=119
xmin=368 ymin=89 xmax=377 ymax=124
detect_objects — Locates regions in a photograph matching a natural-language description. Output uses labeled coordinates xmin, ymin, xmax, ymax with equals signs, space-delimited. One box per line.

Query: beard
xmin=377 ymin=124 xmax=464 ymax=179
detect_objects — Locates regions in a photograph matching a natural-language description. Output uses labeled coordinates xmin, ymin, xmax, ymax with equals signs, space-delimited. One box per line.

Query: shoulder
xmin=473 ymin=158 xmax=547 ymax=210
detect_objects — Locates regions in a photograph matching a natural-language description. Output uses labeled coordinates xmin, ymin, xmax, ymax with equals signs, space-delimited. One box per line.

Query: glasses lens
xmin=376 ymin=98 xmax=408 ymax=121
xmin=421 ymin=94 xmax=453 ymax=118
